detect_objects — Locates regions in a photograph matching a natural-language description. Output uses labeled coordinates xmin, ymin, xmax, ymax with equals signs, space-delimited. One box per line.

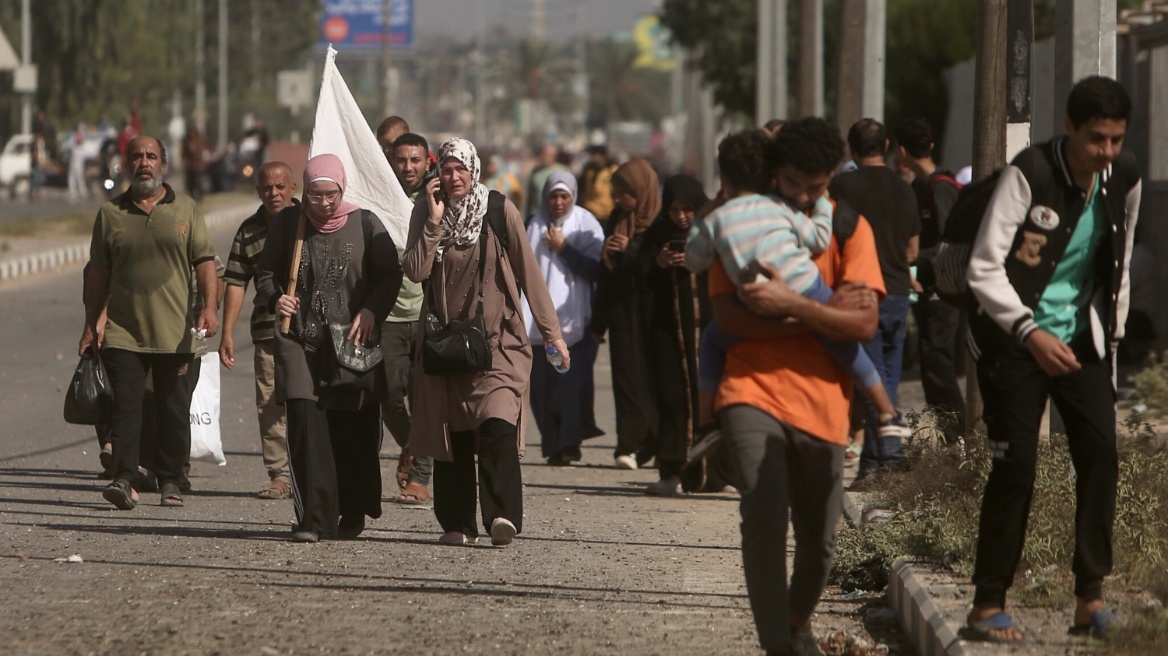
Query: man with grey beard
xmin=80 ymin=135 xmax=219 ymax=510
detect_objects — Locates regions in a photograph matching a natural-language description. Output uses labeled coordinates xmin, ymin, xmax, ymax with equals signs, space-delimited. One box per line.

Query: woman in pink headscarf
xmin=256 ymin=153 xmax=403 ymax=543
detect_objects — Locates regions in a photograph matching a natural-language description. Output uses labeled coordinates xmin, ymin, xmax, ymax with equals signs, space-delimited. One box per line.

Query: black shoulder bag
xmin=422 ymin=216 xmax=495 ymax=376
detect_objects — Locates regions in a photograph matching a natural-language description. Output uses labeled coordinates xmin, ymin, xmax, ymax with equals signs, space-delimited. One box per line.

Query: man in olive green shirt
xmin=79 ymin=135 xmax=219 ymax=510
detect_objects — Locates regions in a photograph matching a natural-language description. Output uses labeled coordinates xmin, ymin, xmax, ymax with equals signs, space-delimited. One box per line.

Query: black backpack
xmin=931 ymin=169 xmax=1003 ymax=309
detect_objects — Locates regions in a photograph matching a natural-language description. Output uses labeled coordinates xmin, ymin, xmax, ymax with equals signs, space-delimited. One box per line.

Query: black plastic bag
xmin=63 ymin=350 xmax=113 ymax=425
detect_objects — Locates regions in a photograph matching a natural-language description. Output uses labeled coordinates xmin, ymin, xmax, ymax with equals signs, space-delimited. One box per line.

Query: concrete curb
xmin=0 ymin=203 xmax=254 ymax=283
xmin=842 ymin=490 xmax=968 ymax=656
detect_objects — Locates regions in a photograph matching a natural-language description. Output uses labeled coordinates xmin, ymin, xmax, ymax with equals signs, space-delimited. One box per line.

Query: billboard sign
xmin=319 ymin=0 xmax=413 ymax=50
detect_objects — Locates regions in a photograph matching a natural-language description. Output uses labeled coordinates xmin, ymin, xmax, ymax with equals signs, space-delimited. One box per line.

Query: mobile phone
xmin=423 ymin=165 xmax=439 ymax=184
xmin=668 ymin=239 xmax=686 ymax=252
xmin=738 ymin=260 xmax=773 ymax=285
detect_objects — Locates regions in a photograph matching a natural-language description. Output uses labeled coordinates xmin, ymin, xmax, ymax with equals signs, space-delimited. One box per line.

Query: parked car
xmin=0 ymin=134 xmax=33 ymax=199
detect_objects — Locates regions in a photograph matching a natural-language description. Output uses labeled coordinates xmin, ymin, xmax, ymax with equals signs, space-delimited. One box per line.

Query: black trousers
xmin=104 ymin=349 xmax=194 ymax=485
xmin=433 ymin=418 xmax=523 ymax=537
xmin=285 ymin=399 xmax=382 ymax=538
xmin=607 ymin=310 xmax=657 ymax=458
xmin=972 ymin=345 xmax=1117 ymax=608
xmin=912 ymin=299 xmax=966 ymax=438
xmin=651 ymin=332 xmax=689 ymax=479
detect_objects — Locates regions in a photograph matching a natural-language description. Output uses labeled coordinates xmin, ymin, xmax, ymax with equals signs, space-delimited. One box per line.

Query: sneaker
xmin=614 ymin=454 xmax=638 ymax=470
xmin=490 ymin=518 xmax=517 ymax=546
xmin=646 ymin=477 xmax=683 ymax=497
xmin=877 ymin=414 xmax=911 ymax=439
xmin=790 ymin=624 xmax=825 ymax=656
xmin=438 ymin=531 xmax=475 ymax=546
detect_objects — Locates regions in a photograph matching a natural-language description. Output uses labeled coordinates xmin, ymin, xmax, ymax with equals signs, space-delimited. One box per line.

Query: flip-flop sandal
xmin=396 ymin=482 xmax=430 ymax=505
xmin=1069 ymin=607 xmax=1122 ymax=638
xmin=962 ymin=612 xmax=1024 ymax=643
xmin=102 ymin=479 xmax=137 ymax=510
xmin=395 ymin=454 xmax=413 ymax=491
xmin=257 ymin=479 xmax=292 ymax=500
xmin=160 ymin=481 xmax=184 ymax=508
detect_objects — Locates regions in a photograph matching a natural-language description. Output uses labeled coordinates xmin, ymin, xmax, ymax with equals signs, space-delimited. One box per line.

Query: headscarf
xmin=303 ymin=154 xmax=361 ymax=234
xmin=611 ymin=158 xmax=661 ymax=238
xmin=537 ymin=170 xmax=577 ymax=225
xmin=436 ymin=137 xmax=491 ymax=254
xmin=659 ymin=174 xmax=709 ymax=234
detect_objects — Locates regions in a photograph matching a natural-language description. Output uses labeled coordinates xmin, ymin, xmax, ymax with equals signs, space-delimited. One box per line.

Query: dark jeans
xmin=912 ymin=298 xmax=966 ymax=439
xmin=433 ymin=418 xmax=523 ymax=537
xmin=858 ymin=294 xmax=911 ymax=474
xmin=104 ymin=349 xmax=194 ymax=486
xmin=972 ymin=345 xmax=1116 ymax=608
xmin=379 ymin=320 xmax=432 ymax=486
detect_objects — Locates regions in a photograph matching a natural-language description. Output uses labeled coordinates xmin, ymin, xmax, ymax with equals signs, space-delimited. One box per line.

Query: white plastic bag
xmin=190 ymin=351 xmax=226 ymax=465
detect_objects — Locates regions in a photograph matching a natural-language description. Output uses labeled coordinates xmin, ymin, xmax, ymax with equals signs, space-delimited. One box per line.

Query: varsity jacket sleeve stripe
xmin=1114 ymin=178 xmax=1142 ymax=342
xmin=967 ymin=165 xmax=1038 ymax=342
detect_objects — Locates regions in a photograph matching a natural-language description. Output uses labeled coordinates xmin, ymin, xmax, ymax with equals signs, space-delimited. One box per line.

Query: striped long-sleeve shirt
xmin=685 ymin=193 xmax=833 ymax=294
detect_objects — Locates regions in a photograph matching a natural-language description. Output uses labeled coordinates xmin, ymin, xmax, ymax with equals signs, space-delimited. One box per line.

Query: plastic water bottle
xmin=546 ymin=346 xmax=569 ymax=374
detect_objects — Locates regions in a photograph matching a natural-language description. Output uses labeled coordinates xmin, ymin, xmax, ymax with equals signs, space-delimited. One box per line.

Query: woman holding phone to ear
xmin=402 ymin=138 xmax=567 ymax=547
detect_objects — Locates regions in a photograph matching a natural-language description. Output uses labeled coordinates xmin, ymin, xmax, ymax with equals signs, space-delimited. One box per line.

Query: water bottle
xmin=546 ymin=346 xmax=569 ymax=374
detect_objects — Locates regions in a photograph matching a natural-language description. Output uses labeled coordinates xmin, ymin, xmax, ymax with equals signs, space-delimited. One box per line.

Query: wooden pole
xmin=280 ymin=206 xmax=306 ymax=335
xmin=965 ymin=0 xmax=1008 ymax=436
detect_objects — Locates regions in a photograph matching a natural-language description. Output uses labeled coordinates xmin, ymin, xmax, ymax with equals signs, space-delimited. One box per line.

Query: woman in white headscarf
xmin=522 ymin=171 xmax=606 ymax=466
xmin=403 ymin=137 xmax=567 ymax=547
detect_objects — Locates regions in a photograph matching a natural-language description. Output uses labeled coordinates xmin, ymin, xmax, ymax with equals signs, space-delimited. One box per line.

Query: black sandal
xmin=159 ymin=481 xmax=184 ymax=508
xmin=102 ymin=479 xmax=137 ymax=510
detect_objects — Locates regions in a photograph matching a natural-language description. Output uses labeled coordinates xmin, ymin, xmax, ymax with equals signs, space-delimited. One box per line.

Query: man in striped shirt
xmin=219 ymin=162 xmax=296 ymax=500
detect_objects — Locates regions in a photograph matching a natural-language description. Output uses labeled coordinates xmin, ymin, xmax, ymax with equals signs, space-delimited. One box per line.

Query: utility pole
xmin=835 ymin=0 xmax=864 ymax=136
xmin=531 ymin=0 xmax=546 ymax=42
xmin=756 ymin=0 xmax=788 ymax=124
xmin=798 ymin=0 xmax=824 ymax=118
xmin=196 ymin=0 xmax=206 ymax=132
xmin=218 ymin=0 xmax=228 ymax=151
xmin=1053 ymin=0 xmax=1116 ymax=128
xmin=1006 ymin=0 xmax=1033 ymax=161
xmin=861 ymin=0 xmax=886 ymax=121
xmin=381 ymin=0 xmax=393 ymax=118
xmin=966 ymin=0 xmax=1007 ymax=435
xmin=20 ymin=0 xmax=30 ymax=135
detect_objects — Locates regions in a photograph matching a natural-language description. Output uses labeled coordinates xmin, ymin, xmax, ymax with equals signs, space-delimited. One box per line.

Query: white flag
xmin=309 ymin=46 xmax=412 ymax=248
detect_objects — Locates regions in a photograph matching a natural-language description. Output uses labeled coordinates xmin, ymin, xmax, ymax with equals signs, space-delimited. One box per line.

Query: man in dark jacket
xmin=964 ymin=76 xmax=1140 ymax=643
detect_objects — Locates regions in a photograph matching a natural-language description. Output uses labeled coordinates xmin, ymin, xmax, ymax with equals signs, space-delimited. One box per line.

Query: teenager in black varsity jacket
xmin=963 ymin=76 xmax=1141 ymax=643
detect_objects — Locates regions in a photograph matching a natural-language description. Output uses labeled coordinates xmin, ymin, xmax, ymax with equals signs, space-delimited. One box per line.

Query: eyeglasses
xmin=306 ymin=191 xmax=340 ymax=204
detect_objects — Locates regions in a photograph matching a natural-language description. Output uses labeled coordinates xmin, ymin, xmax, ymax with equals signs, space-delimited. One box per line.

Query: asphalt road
xmin=0 ymin=224 xmax=903 ymax=655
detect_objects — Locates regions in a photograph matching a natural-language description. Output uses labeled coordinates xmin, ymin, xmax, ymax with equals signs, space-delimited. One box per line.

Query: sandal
xmin=1069 ymin=607 xmax=1122 ymax=638
xmin=257 ymin=478 xmax=292 ymax=500
xmin=395 ymin=451 xmax=413 ymax=491
xmin=962 ymin=611 xmax=1024 ymax=643
xmin=102 ymin=479 xmax=138 ymax=510
xmin=160 ymin=481 xmax=184 ymax=508
xmin=396 ymin=481 xmax=430 ymax=505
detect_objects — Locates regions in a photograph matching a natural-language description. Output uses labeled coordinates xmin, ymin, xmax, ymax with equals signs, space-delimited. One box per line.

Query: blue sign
xmin=319 ymin=0 xmax=413 ymax=50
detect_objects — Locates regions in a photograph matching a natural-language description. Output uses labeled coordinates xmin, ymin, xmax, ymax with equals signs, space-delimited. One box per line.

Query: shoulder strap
xmin=486 ymin=190 xmax=508 ymax=252
xmin=832 ymin=198 xmax=860 ymax=251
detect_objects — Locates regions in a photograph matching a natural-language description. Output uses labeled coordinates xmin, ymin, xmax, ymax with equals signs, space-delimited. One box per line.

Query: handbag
xmin=422 ymin=219 xmax=493 ymax=376
xmin=64 ymin=349 xmax=113 ymax=425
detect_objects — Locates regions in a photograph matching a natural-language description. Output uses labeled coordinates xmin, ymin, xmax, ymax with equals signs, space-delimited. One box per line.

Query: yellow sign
xmin=633 ymin=15 xmax=675 ymax=71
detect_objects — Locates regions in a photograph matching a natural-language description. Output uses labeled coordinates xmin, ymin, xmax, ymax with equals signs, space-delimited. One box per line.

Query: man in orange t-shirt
xmin=709 ymin=118 xmax=885 ymax=653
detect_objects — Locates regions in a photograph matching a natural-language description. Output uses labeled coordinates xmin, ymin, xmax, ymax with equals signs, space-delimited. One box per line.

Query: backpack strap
xmin=832 ymin=198 xmax=860 ymax=252
xmin=485 ymin=190 xmax=508 ymax=252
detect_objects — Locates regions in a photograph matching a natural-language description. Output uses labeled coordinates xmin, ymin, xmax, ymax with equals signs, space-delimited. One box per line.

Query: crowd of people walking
xmin=75 ymin=73 xmax=1141 ymax=655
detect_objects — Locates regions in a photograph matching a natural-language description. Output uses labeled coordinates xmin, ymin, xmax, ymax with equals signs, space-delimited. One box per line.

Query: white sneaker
xmin=490 ymin=517 xmax=517 ymax=546
xmin=614 ymin=454 xmax=638 ymax=470
xmin=646 ymin=477 xmax=682 ymax=496
xmin=438 ymin=531 xmax=475 ymax=546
